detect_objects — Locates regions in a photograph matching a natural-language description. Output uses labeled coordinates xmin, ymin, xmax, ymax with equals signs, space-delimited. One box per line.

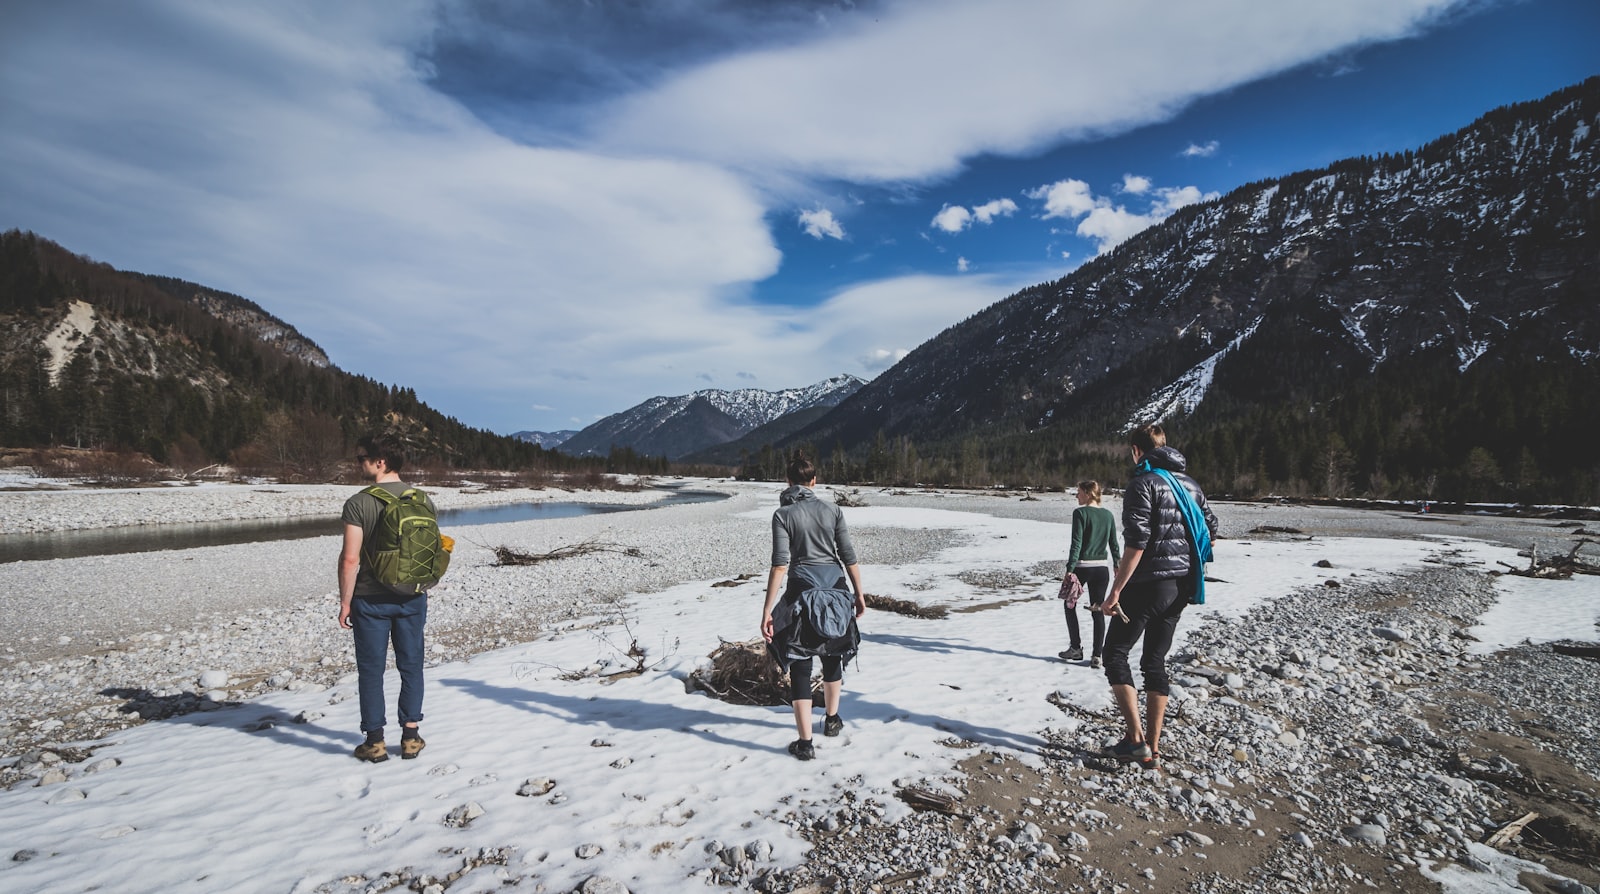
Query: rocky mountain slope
xmin=560 ymin=374 xmax=865 ymax=460
xmin=789 ymin=77 xmax=1600 ymax=499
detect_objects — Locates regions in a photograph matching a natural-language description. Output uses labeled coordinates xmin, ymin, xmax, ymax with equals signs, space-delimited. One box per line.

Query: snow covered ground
xmin=0 ymin=485 xmax=1596 ymax=893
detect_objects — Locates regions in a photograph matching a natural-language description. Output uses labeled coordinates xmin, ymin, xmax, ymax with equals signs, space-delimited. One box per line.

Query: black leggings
xmin=1101 ymin=577 xmax=1185 ymax=695
xmin=1064 ymin=565 xmax=1110 ymax=654
xmin=787 ymin=656 xmax=843 ymax=702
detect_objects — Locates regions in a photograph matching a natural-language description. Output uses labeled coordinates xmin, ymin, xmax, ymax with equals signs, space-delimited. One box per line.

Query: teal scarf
xmin=1139 ymin=461 xmax=1214 ymax=604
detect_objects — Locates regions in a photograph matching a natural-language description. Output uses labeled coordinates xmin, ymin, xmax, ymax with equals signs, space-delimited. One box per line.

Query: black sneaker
xmin=1058 ymin=647 xmax=1084 ymax=661
xmin=1103 ymin=739 xmax=1152 ymax=761
xmin=823 ymin=714 xmax=844 ymax=737
xmin=788 ymin=739 xmax=815 ymax=761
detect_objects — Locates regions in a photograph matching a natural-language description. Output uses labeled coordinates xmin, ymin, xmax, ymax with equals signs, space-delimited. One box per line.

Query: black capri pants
xmin=1101 ymin=577 xmax=1185 ymax=695
xmin=783 ymin=574 xmax=848 ymax=702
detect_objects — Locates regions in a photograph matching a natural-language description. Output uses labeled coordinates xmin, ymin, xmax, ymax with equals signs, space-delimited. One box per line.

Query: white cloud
xmin=799 ymin=207 xmax=846 ymax=239
xmin=1182 ymin=140 xmax=1221 ymax=157
xmin=529 ymin=404 xmax=554 ymax=411
xmin=860 ymin=347 xmax=911 ymax=372
xmin=972 ymin=198 xmax=1018 ymax=224
xmin=596 ymin=0 xmax=1460 ymax=183
xmin=933 ymin=198 xmax=1016 ymax=234
xmin=1028 ymin=179 xmax=1097 ymax=219
xmin=931 ymin=204 xmax=973 ymax=233
xmin=957 ymin=257 xmax=970 ymax=272
xmin=1029 ymin=177 xmax=1219 ymax=255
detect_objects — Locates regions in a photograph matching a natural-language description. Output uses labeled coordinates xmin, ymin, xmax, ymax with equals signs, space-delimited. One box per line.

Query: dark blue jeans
xmin=351 ymin=594 xmax=427 ymax=732
xmin=1102 ymin=578 xmax=1184 ymax=695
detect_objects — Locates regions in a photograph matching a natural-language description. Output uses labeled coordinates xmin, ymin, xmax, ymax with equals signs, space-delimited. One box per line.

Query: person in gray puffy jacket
xmin=1100 ymin=424 xmax=1217 ymax=767
xmin=760 ymin=454 xmax=866 ymax=760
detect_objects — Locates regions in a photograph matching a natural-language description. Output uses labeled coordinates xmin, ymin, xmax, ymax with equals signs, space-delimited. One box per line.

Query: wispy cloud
xmin=0 ymin=0 xmax=1471 ymax=429
xmin=957 ymin=257 xmax=970 ymax=272
xmin=1181 ymin=140 xmax=1221 ymax=158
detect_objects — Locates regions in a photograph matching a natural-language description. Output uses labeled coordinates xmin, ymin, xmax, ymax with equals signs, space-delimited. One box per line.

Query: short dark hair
xmin=357 ymin=434 xmax=407 ymax=472
xmin=1129 ymin=424 xmax=1166 ymax=454
xmin=786 ymin=453 xmax=816 ymax=485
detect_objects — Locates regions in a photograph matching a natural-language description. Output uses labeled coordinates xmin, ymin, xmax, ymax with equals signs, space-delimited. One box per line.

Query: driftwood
xmin=1249 ymin=525 xmax=1305 ymax=535
xmin=897 ymin=786 xmax=965 ymax=816
xmin=832 ymin=489 xmax=869 ymax=508
xmin=711 ymin=573 xmax=758 ymax=588
xmin=1497 ymin=539 xmax=1600 ymax=579
xmin=1485 ymin=811 xmax=1540 ymax=848
xmin=492 ymin=538 xmax=643 ymax=567
xmin=865 ymin=592 xmax=948 ymax=619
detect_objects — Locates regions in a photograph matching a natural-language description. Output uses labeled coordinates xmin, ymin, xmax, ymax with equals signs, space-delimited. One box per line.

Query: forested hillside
xmin=0 ymin=231 xmax=664 ymax=478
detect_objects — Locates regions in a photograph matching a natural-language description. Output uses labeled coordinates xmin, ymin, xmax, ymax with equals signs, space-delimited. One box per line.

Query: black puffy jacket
xmin=1121 ymin=446 xmax=1218 ymax=583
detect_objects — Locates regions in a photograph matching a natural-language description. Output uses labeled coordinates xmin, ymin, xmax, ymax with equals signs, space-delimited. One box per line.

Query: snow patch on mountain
xmin=1124 ymin=317 xmax=1263 ymax=430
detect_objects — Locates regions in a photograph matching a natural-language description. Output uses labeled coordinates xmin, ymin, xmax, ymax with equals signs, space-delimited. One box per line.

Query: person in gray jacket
xmin=1100 ymin=424 xmax=1217 ymax=768
xmin=760 ymin=454 xmax=866 ymax=760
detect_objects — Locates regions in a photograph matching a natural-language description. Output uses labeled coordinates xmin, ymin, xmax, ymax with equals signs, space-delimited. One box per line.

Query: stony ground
xmin=745 ymin=559 xmax=1600 ymax=894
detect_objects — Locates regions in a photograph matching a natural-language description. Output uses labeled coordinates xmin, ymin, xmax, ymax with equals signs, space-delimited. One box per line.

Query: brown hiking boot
xmin=353 ymin=737 xmax=388 ymax=763
xmin=400 ymin=734 xmax=426 ymax=759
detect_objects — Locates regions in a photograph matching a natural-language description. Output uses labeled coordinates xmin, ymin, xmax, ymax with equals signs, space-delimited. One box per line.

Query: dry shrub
xmin=686 ymin=639 xmax=796 ymax=707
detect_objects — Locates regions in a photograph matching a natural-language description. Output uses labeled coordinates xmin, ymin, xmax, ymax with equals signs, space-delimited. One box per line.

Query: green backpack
xmin=362 ymin=485 xmax=451 ymax=595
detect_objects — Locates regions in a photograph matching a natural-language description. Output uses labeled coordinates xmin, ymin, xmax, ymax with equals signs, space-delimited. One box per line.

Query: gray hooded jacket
xmin=771 ymin=485 xmax=858 ymax=568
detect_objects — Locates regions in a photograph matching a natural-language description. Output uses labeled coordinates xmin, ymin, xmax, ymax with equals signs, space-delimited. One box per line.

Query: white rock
xmin=197 ymin=669 xmax=229 ymax=689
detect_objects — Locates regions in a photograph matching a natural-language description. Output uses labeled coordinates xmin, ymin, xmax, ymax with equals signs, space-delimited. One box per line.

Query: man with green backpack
xmin=337 ymin=434 xmax=451 ymax=762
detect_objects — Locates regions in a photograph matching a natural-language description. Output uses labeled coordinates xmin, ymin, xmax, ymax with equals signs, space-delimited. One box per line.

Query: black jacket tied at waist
xmin=768 ymin=563 xmax=860 ymax=666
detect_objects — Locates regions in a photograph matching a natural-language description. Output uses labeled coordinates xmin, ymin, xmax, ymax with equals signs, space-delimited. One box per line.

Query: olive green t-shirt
xmin=341 ymin=481 xmax=437 ymax=598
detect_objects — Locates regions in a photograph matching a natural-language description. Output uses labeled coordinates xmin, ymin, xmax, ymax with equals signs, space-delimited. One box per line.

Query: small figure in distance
xmin=1100 ymin=424 xmax=1217 ymax=769
xmin=760 ymin=454 xmax=867 ymax=760
xmin=1058 ymin=479 xmax=1121 ymax=668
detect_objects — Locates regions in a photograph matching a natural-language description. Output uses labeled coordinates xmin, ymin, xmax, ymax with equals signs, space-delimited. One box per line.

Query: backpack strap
xmin=362 ymin=484 xmax=398 ymax=505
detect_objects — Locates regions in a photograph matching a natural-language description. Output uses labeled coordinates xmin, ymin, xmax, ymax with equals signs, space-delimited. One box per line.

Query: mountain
xmin=512 ymin=429 xmax=580 ymax=449
xmin=785 ymin=77 xmax=1600 ymax=500
xmin=0 ymin=232 xmax=574 ymax=476
xmin=559 ymin=375 xmax=866 ymax=460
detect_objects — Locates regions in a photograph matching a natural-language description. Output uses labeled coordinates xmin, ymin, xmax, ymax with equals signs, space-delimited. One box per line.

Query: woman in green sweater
xmin=1060 ymin=480 xmax=1121 ymax=666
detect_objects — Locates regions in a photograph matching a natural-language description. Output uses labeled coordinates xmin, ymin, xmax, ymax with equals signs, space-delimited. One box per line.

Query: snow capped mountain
xmin=511 ymin=429 xmax=579 ymax=449
xmin=559 ymin=375 xmax=866 ymax=459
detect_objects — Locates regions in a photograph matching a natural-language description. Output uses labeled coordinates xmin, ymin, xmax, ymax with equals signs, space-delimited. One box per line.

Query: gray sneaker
xmin=1090 ymin=655 xmax=1103 ymax=669
xmin=1103 ymin=739 xmax=1152 ymax=761
xmin=1058 ymin=647 xmax=1084 ymax=662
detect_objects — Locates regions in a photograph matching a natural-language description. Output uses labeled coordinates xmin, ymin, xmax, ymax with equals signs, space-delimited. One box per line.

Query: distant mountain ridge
xmin=512 ymin=429 xmax=579 ymax=449
xmin=560 ymin=375 xmax=866 ymax=460
xmin=779 ymin=77 xmax=1600 ymax=499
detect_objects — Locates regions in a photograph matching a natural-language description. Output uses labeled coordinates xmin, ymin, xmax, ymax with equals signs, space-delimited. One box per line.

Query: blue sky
xmin=1 ymin=0 xmax=1595 ymax=436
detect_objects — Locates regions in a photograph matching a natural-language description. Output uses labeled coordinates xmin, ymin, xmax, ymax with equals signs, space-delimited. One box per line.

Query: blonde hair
xmin=1076 ymin=480 xmax=1102 ymax=502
